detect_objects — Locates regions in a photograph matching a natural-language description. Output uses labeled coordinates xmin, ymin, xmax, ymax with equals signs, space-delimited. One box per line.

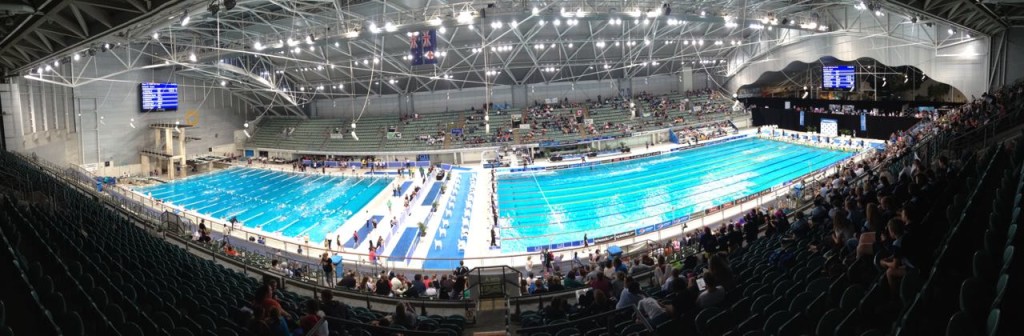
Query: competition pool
xmin=497 ymin=137 xmax=855 ymax=252
xmin=137 ymin=168 xmax=391 ymax=243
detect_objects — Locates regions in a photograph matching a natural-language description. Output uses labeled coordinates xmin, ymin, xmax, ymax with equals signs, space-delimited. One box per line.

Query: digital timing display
xmin=140 ymin=82 xmax=179 ymax=112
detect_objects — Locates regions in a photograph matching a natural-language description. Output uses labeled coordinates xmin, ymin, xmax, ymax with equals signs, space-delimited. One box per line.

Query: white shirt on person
xmin=696 ymin=286 xmax=727 ymax=308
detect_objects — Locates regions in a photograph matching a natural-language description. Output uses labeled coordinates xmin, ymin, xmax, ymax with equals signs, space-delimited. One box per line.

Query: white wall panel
xmin=727 ymin=33 xmax=990 ymax=99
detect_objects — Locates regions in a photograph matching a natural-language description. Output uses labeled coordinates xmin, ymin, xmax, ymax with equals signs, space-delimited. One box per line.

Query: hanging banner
xmin=410 ymin=30 xmax=438 ymax=66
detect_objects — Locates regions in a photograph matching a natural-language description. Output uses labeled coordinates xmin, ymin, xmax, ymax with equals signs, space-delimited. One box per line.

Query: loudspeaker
xmin=208 ymin=147 xmax=213 ymax=152
xmin=104 ymin=161 xmax=111 ymax=167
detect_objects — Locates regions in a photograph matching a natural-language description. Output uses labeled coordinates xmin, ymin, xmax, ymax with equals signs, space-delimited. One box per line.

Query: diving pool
xmin=497 ymin=137 xmax=854 ymax=252
xmin=137 ymin=168 xmax=391 ymax=243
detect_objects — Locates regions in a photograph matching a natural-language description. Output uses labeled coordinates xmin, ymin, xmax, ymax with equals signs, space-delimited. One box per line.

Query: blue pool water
xmin=497 ymin=137 xmax=854 ymax=252
xmin=138 ymin=167 xmax=392 ymax=243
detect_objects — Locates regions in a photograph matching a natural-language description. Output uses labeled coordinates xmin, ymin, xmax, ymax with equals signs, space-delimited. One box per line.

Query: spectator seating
xmin=0 ymin=152 xmax=468 ymax=336
xmin=246 ymin=93 xmax=737 ymax=153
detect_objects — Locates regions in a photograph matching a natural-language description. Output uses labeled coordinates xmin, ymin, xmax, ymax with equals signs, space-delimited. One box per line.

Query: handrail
xmin=507 ymin=267 xmax=658 ymax=314
xmin=322 ymin=316 xmax=447 ymax=336
xmin=516 ymin=306 xmax=636 ymax=335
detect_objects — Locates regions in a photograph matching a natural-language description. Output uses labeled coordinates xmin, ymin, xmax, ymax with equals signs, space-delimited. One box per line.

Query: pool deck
xmin=140 ymin=127 xmax=879 ymax=273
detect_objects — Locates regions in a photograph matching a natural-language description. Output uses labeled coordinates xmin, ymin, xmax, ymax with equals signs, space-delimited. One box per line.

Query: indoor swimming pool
xmin=496 ymin=137 xmax=855 ymax=252
xmin=138 ymin=168 xmax=391 ymax=243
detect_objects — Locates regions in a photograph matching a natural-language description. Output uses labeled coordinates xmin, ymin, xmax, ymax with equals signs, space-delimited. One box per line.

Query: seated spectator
xmin=588 ymin=272 xmax=612 ymax=297
xmin=879 ymin=218 xmax=910 ymax=289
xmin=611 ymin=272 xmax=626 ymax=299
xmin=629 ymin=259 xmax=653 ymax=275
xmin=832 ymin=209 xmax=857 ymax=253
xmin=298 ymin=300 xmax=328 ymax=336
xmin=856 ymin=203 xmax=884 ymax=258
xmin=661 ymin=267 xmax=681 ymax=292
xmin=439 ymin=275 xmax=454 ymax=299
xmin=637 ymin=297 xmax=672 ymax=327
xmin=695 ymin=276 xmax=726 ymax=309
xmin=653 ymin=256 xmax=669 ymax=287
xmin=543 ymin=297 xmax=569 ymax=322
xmin=391 ymin=275 xmax=408 ymax=297
xmin=253 ymin=284 xmax=289 ymax=318
xmin=790 ymin=212 xmax=810 ymax=237
xmin=319 ymin=289 xmax=350 ymax=320
xmin=668 ymin=276 xmax=697 ymax=320
xmin=224 ymin=244 xmax=238 ymax=256
xmin=407 ymin=274 xmax=426 ymax=297
xmin=547 ymin=276 xmax=565 ymax=291
xmin=265 ymin=308 xmax=290 ymax=336
xmin=704 ymin=252 xmax=737 ymax=291
xmin=616 ymin=278 xmax=644 ymax=309
xmin=563 ymin=270 xmax=584 ymax=288
xmin=357 ymin=276 xmax=373 ymax=292
xmin=392 ymin=302 xmax=418 ymax=329
xmin=532 ymin=278 xmax=548 ymax=294
xmin=338 ymin=271 xmax=357 ymax=289
xmin=613 ymin=258 xmax=629 ymax=274
xmin=585 ymin=289 xmax=613 ymax=315
xmin=374 ymin=275 xmax=391 ymax=296
xmin=246 ymin=307 xmax=271 ymax=335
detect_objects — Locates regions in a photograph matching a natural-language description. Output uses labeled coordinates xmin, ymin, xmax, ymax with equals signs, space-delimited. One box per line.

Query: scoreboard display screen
xmin=140 ymin=82 xmax=179 ymax=112
xmin=822 ymin=65 xmax=855 ymax=90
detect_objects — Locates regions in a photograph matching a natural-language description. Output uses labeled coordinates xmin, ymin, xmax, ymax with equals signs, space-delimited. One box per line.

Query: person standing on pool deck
xmin=353 ymin=231 xmax=359 ymax=245
xmin=387 ymin=199 xmax=393 ymax=212
xmin=325 ymin=238 xmax=333 ymax=251
xmin=584 ymin=234 xmax=589 ymax=248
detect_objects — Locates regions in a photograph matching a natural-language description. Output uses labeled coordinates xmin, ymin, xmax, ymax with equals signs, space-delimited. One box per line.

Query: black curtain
xmin=752 ymin=108 xmax=920 ymax=140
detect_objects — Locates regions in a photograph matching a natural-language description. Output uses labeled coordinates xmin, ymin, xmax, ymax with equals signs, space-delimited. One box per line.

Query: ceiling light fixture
xmin=457 ymin=11 xmax=473 ymax=24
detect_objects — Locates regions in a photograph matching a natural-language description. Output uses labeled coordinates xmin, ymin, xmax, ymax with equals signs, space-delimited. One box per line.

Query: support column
xmin=398 ymin=93 xmax=413 ymax=118
xmin=141 ymin=156 xmax=150 ymax=175
xmin=680 ymin=67 xmax=694 ymax=92
xmin=164 ymin=128 xmax=174 ymax=179
xmin=616 ymin=78 xmax=633 ymax=98
xmin=179 ymin=128 xmax=188 ymax=178
xmin=511 ymin=84 xmax=528 ymax=108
